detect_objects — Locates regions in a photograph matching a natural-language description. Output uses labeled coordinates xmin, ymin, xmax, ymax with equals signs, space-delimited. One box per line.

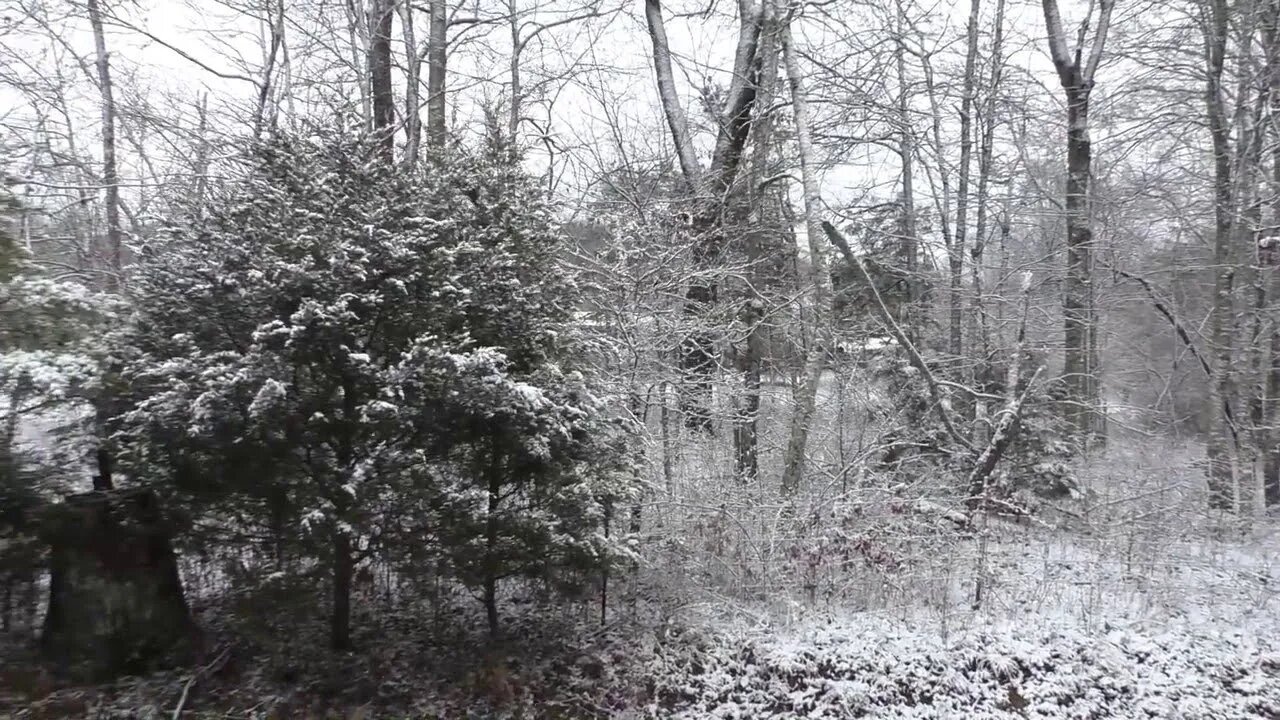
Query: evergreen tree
xmin=1 ymin=184 xmax=119 ymax=625
xmin=115 ymin=129 xmax=634 ymax=648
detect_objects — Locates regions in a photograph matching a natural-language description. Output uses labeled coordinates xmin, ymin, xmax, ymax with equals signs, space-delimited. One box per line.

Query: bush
xmin=114 ymin=128 xmax=636 ymax=647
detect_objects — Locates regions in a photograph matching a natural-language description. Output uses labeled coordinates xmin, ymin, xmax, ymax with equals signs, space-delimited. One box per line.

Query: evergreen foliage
xmin=113 ymin=129 xmax=635 ymax=645
xmin=1 ymin=185 xmax=119 ymax=612
xmin=830 ymin=202 xmax=918 ymax=329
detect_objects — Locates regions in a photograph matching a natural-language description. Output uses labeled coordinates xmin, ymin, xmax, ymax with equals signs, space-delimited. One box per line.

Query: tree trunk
xmin=645 ymin=0 xmax=700 ymax=185
xmin=193 ymin=93 xmax=210 ymax=216
xmin=1206 ymin=0 xmax=1235 ymax=509
xmin=253 ymin=0 xmax=285 ymax=139
xmin=895 ymin=5 xmax=920 ymax=337
xmin=1202 ymin=0 xmax=1264 ymax=512
xmin=369 ymin=0 xmax=395 ymax=162
xmin=645 ymin=0 xmax=764 ymax=432
xmin=331 ymin=529 xmax=353 ymax=651
xmin=41 ymin=489 xmax=199 ymax=680
xmin=1269 ymin=104 xmax=1280 ymax=507
xmin=971 ymin=0 xmax=1007 ymax=435
xmin=345 ymin=0 xmax=372 ymax=129
xmin=680 ymin=268 xmax=718 ymax=432
xmin=483 ymin=447 xmax=502 ymax=637
xmin=779 ymin=17 xmax=833 ymax=495
xmin=399 ymin=0 xmax=422 ymax=166
xmin=1233 ymin=2 xmax=1275 ymax=515
xmin=1261 ymin=0 xmax=1280 ymax=508
xmin=1062 ymin=87 xmax=1096 ymax=440
xmin=662 ymin=380 xmax=676 ymax=493
xmin=734 ymin=10 xmax=778 ymax=483
xmin=733 ymin=355 xmax=760 ymax=482
xmin=86 ymin=0 xmax=122 ymax=286
xmin=508 ymin=0 xmax=522 ymax=141
xmin=426 ymin=0 xmax=447 ymax=148
xmin=1040 ymin=0 xmax=1113 ymax=445
xmin=951 ymin=0 xmax=982 ymax=360
xmin=1266 ymin=327 xmax=1280 ymax=506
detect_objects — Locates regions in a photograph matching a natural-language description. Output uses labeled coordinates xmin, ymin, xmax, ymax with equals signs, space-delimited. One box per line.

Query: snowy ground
xmin=635 ymin=419 xmax=1280 ymax=717
xmin=639 ymin=516 xmax=1280 ymax=718
xmin=9 ymin=374 xmax=1280 ymax=717
xmin=642 ymin=615 xmax=1280 ymax=718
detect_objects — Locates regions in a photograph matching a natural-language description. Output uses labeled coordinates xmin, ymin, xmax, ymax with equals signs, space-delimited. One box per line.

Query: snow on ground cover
xmin=645 ymin=516 xmax=1280 ymax=718
xmin=644 ymin=616 xmax=1280 ymax=718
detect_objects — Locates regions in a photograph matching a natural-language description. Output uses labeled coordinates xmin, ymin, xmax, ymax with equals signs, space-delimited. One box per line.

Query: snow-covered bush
xmin=113 ymin=129 xmax=636 ymax=646
xmin=1 ymin=191 xmax=122 ymax=639
xmin=872 ymin=353 xmax=1080 ymax=510
xmin=643 ymin=620 xmax=1280 ymax=718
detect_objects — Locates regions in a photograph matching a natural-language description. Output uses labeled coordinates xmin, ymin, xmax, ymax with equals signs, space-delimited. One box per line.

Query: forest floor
xmin=642 ymin=516 xmax=1280 ymax=719
xmin=632 ymin=432 xmax=1280 ymax=718
xmin=3 ymin=434 xmax=1280 ymax=718
xmin=3 ymin=515 xmax=1277 ymax=718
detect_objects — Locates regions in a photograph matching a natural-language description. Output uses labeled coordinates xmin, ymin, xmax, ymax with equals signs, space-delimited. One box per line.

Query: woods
xmin=2 ymin=0 xmax=1280 ymax=717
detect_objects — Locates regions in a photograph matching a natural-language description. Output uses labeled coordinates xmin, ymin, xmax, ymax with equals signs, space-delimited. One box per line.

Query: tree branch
xmin=705 ymin=0 xmax=764 ymax=194
xmin=1111 ymin=265 xmax=1241 ymax=447
xmin=1083 ymin=0 xmax=1116 ymax=83
xmin=643 ymin=0 xmax=701 ymax=188
xmin=1040 ymin=0 xmax=1075 ymax=77
xmin=101 ymin=14 xmax=261 ymax=87
xmin=966 ymin=366 xmax=1044 ymax=505
xmin=822 ymin=221 xmax=975 ymax=452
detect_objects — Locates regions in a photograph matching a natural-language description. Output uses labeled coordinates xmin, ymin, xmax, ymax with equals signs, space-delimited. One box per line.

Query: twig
xmin=172 ymin=646 xmax=230 ymax=719
xmin=1110 ymin=264 xmax=1239 ymax=448
xmin=172 ymin=674 xmax=196 ymax=719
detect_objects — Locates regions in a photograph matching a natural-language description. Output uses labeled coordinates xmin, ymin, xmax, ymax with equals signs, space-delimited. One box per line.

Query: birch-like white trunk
xmin=779 ymin=16 xmax=833 ymax=496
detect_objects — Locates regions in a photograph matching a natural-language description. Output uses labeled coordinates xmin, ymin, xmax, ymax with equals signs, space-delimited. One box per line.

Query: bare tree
xmin=85 ymin=0 xmax=121 ymax=286
xmin=643 ymin=0 xmax=765 ymax=431
xmin=1039 ymin=0 xmax=1115 ymax=443
xmin=779 ymin=6 xmax=834 ymax=495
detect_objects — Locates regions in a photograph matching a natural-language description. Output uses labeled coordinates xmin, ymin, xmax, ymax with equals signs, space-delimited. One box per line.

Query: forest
xmin=1 ymin=0 xmax=1279 ymax=717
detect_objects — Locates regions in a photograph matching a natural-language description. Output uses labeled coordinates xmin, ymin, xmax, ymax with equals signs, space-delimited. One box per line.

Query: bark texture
xmin=426 ymin=0 xmax=448 ymax=148
xmin=1040 ymin=0 xmax=1114 ymax=444
xmin=369 ymin=0 xmax=396 ymax=162
xmin=41 ymin=489 xmax=199 ymax=680
xmin=86 ymin=0 xmax=122 ymax=284
xmin=779 ymin=15 xmax=833 ymax=495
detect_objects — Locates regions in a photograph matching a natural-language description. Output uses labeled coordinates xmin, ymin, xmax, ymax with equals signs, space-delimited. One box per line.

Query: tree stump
xmin=39 ymin=487 xmax=199 ymax=680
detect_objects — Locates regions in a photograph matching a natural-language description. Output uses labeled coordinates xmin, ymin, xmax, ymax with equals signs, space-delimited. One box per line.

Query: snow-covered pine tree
xmin=115 ymin=129 xmax=635 ymax=648
xmin=1 ymin=185 xmax=120 ymax=634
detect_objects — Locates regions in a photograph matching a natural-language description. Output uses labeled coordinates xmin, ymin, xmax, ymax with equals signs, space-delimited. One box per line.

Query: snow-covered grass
xmin=634 ymin=466 xmax=1280 ymax=717
xmin=9 ymin=369 xmax=1279 ymax=718
xmin=624 ymin=376 xmax=1280 ymax=716
xmin=640 ymin=616 xmax=1280 ymax=718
